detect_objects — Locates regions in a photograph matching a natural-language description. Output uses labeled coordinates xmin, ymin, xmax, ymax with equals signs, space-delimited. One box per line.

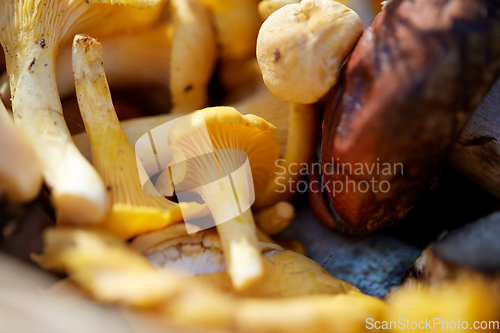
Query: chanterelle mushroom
xmin=170 ymin=0 xmax=216 ymax=113
xmin=130 ymin=223 xmax=358 ymax=298
xmin=256 ymin=0 xmax=363 ymax=104
xmin=156 ymin=106 xmax=280 ymax=290
xmin=72 ymin=34 xmax=206 ymax=239
xmin=53 ymin=23 xmax=172 ymax=100
xmin=232 ymin=78 xmax=317 ymax=208
xmin=0 ymin=0 xmax=160 ymax=224
xmin=200 ymin=0 xmax=261 ymax=62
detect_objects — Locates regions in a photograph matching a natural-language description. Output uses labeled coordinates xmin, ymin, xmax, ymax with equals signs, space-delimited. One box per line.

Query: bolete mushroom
xmin=256 ymin=0 xmax=363 ymax=104
xmin=0 ymin=0 xmax=161 ymax=224
xmin=156 ymin=106 xmax=280 ymax=290
xmin=72 ymin=34 xmax=206 ymax=239
xmin=0 ymin=99 xmax=42 ymax=202
xmin=316 ymin=0 xmax=500 ymax=234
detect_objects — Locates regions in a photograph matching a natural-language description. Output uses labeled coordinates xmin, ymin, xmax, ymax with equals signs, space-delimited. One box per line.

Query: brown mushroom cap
xmin=319 ymin=0 xmax=500 ymax=234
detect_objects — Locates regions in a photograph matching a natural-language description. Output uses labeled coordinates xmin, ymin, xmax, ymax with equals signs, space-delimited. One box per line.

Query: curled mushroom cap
xmin=0 ymin=101 xmax=42 ymax=203
xmin=256 ymin=0 xmax=363 ymax=104
xmin=72 ymin=35 xmax=206 ymax=240
xmin=156 ymin=106 xmax=280 ymax=290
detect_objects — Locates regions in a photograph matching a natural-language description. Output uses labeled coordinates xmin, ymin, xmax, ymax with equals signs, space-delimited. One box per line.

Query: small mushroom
xmin=0 ymin=100 xmax=42 ymax=203
xmin=256 ymin=0 xmax=363 ymax=104
xmin=72 ymin=34 xmax=206 ymax=239
xmin=157 ymin=106 xmax=281 ymax=290
xmin=254 ymin=201 xmax=295 ymax=235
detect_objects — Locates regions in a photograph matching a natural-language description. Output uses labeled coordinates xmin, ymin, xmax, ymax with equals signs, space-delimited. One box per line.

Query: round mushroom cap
xmin=256 ymin=0 xmax=363 ymax=104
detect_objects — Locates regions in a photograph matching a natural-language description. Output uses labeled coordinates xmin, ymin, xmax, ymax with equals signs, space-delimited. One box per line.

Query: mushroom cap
xmin=256 ymin=0 xmax=363 ymax=104
xmin=130 ymin=224 xmax=357 ymax=298
xmin=165 ymin=106 xmax=280 ymax=199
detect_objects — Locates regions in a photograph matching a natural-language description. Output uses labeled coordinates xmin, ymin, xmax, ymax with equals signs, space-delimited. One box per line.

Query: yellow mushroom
xmin=232 ymin=77 xmax=317 ymax=208
xmin=386 ymin=279 xmax=500 ymax=332
xmin=258 ymin=0 xmax=300 ymax=21
xmin=200 ymin=0 xmax=261 ymax=62
xmin=256 ymin=0 xmax=363 ymax=104
xmin=71 ymin=34 xmax=206 ymax=239
xmin=130 ymin=224 xmax=358 ymax=298
xmin=0 ymin=4 xmax=163 ymax=105
xmin=34 ymin=226 xmax=387 ymax=332
xmin=32 ymin=227 xmax=186 ymax=308
xmin=0 ymin=99 xmax=42 ymax=203
xmin=0 ymin=0 xmax=162 ymax=224
xmin=170 ymin=0 xmax=217 ymax=113
xmin=254 ymin=201 xmax=295 ymax=235
xmin=54 ymin=23 xmax=172 ymax=100
xmin=156 ymin=106 xmax=280 ymax=290
xmin=73 ymin=113 xmax=187 ymax=163
xmin=74 ymin=74 xmax=317 ymax=211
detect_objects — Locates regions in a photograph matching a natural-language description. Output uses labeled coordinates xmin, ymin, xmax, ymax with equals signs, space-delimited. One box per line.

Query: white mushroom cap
xmin=257 ymin=0 xmax=363 ymax=104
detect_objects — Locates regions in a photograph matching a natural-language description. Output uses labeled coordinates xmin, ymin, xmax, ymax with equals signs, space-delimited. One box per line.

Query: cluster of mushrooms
xmin=1 ymin=0 xmax=500 ymax=331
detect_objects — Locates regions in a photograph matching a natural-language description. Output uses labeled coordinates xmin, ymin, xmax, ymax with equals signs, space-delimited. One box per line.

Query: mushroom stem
xmin=8 ymin=43 xmax=107 ymax=223
xmin=72 ymin=34 xmax=206 ymax=239
xmin=254 ymin=201 xmax=295 ymax=235
xmin=216 ymin=208 xmax=264 ymax=291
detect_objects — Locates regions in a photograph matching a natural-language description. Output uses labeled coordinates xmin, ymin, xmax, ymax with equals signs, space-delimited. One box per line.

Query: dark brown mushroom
xmin=316 ymin=0 xmax=500 ymax=234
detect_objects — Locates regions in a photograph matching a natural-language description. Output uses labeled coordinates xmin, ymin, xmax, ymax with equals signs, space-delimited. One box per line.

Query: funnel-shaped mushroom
xmin=72 ymin=34 xmax=206 ymax=239
xmin=0 ymin=100 xmax=42 ymax=202
xmin=157 ymin=106 xmax=280 ymax=290
xmin=0 ymin=0 xmax=161 ymax=224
